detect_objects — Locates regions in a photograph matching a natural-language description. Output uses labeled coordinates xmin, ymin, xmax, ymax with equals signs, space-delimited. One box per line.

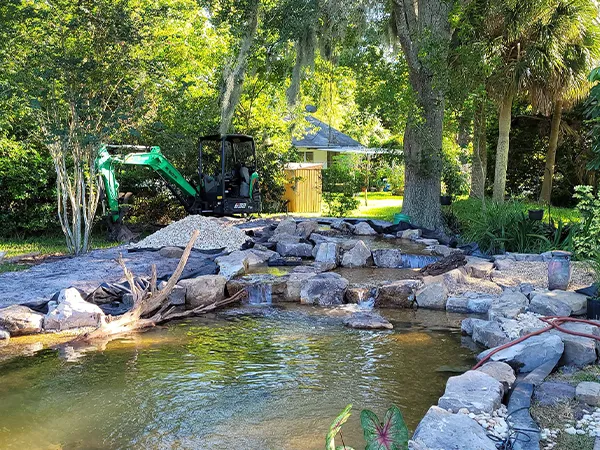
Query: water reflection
xmin=0 ymin=305 xmax=474 ymax=450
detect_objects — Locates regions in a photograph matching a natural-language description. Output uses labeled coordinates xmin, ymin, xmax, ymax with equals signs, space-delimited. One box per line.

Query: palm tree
xmin=484 ymin=0 xmax=559 ymax=202
xmin=525 ymin=0 xmax=600 ymax=204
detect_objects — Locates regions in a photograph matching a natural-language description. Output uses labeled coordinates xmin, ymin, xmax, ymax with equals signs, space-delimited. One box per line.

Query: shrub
xmin=457 ymin=201 xmax=553 ymax=254
xmin=573 ymin=185 xmax=600 ymax=259
xmin=0 ymin=138 xmax=57 ymax=236
xmin=322 ymin=155 xmax=360 ymax=217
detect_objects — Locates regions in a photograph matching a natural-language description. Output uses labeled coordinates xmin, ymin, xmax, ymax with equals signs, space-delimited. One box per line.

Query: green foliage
xmin=0 ymin=138 xmax=56 ymax=235
xmin=451 ymin=199 xmax=574 ymax=255
xmin=387 ymin=164 xmax=405 ymax=196
xmin=322 ymin=156 xmax=360 ymax=217
xmin=326 ymin=404 xmax=353 ymax=450
xmin=361 ymin=405 xmax=409 ymax=450
xmin=573 ymin=185 xmax=600 ymax=259
xmin=326 ymin=404 xmax=409 ymax=450
xmin=586 ymin=67 xmax=600 ymax=170
xmin=441 ymin=137 xmax=469 ymax=198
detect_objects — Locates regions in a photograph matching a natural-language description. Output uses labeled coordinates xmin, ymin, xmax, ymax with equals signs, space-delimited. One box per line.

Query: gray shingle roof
xmin=292 ymin=116 xmax=363 ymax=150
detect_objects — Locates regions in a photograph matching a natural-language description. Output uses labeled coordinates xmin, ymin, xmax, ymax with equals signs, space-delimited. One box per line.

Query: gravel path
xmin=492 ymin=261 xmax=595 ymax=291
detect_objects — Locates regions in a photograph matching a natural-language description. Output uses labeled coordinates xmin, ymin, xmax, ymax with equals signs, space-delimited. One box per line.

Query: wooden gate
xmin=283 ymin=163 xmax=322 ymax=213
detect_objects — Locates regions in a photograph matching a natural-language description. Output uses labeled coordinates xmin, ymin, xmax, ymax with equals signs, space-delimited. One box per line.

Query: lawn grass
xmin=0 ymin=234 xmax=118 ymax=273
xmin=531 ymin=400 xmax=595 ymax=450
xmin=352 ymin=192 xmax=403 ymax=222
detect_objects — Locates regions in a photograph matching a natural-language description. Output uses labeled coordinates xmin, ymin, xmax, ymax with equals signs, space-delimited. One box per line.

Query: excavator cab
xmin=198 ymin=134 xmax=260 ymax=215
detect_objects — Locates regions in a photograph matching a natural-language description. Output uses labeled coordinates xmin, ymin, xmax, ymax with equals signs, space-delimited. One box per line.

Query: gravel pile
xmin=132 ymin=215 xmax=248 ymax=252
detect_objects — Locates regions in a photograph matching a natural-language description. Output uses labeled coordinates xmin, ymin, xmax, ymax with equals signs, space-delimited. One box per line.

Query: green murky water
xmin=0 ymin=305 xmax=475 ymax=450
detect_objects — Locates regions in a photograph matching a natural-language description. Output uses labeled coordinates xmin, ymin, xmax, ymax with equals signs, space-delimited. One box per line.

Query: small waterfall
xmin=356 ymin=288 xmax=376 ymax=310
xmin=246 ymin=283 xmax=272 ymax=305
xmin=401 ymin=254 xmax=439 ymax=269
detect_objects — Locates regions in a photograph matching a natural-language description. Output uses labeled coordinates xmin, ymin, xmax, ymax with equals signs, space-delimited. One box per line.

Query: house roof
xmin=292 ymin=116 xmax=365 ymax=152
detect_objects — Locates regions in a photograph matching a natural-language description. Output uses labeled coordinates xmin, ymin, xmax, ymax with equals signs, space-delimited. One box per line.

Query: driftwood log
xmin=77 ymin=230 xmax=246 ymax=342
xmin=420 ymin=253 xmax=466 ymax=277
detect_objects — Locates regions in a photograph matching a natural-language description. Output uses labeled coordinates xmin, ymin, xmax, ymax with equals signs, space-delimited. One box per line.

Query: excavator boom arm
xmin=95 ymin=145 xmax=198 ymax=222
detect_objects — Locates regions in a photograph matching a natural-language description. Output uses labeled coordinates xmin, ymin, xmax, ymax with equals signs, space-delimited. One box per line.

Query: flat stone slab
xmin=478 ymin=334 xmax=564 ymax=373
xmin=343 ymin=312 xmax=393 ymax=330
xmin=533 ymin=381 xmax=576 ymax=406
xmin=531 ymin=290 xmax=588 ymax=316
xmin=412 ymin=405 xmax=497 ymax=450
xmin=438 ymin=370 xmax=503 ymax=414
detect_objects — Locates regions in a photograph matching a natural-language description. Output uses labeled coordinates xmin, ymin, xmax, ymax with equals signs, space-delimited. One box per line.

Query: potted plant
xmin=528 ymin=209 xmax=544 ymax=221
xmin=586 ymin=251 xmax=600 ymax=320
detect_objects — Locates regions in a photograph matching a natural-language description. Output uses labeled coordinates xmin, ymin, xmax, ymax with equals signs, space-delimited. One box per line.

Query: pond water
xmin=0 ymin=305 xmax=475 ymax=450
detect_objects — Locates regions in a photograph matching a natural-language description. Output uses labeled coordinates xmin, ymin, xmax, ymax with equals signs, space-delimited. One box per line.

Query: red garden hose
xmin=472 ymin=316 xmax=600 ymax=370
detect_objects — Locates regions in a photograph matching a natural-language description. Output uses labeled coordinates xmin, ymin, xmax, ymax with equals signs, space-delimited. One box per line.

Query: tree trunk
xmin=392 ymin=0 xmax=451 ymax=231
xmin=492 ymin=90 xmax=514 ymax=202
xmin=470 ymin=98 xmax=487 ymax=198
xmin=401 ymin=89 xmax=445 ymax=229
xmin=539 ymin=100 xmax=563 ymax=204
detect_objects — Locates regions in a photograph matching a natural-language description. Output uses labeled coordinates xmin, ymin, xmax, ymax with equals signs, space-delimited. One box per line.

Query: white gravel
xmin=132 ymin=215 xmax=248 ymax=252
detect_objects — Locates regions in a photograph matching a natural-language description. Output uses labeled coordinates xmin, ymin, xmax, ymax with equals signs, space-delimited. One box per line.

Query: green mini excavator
xmin=95 ymin=134 xmax=261 ymax=238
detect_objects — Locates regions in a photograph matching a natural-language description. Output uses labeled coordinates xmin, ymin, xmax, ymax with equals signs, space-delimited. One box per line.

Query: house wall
xmin=297 ymin=148 xmax=329 ymax=168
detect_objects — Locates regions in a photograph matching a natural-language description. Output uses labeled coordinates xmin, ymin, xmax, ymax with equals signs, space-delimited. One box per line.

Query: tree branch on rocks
xmin=76 ymin=230 xmax=246 ymax=342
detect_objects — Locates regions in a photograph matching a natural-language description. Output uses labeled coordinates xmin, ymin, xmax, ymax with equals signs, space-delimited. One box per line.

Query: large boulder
xmin=0 ymin=305 xmax=44 ymax=336
xmin=488 ymin=292 xmax=529 ymax=321
xmin=375 ymin=280 xmax=422 ymax=308
xmin=274 ymin=218 xmax=297 ymax=235
xmin=530 ymin=291 xmax=587 ymax=316
xmin=215 ymin=252 xmax=249 ymax=279
xmin=179 ymin=275 xmax=227 ymax=308
xmin=343 ymin=312 xmax=393 ymax=330
xmin=476 ymin=361 xmax=516 ymax=397
xmin=438 ymin=370 xmax=503 ymax=414
xmin=415 ymin=283 xmax=448 ymax=310
xmin=372 ymin=249 xmax=404 ymax=268
xmin=44 ymin=288 xmax=105 ymax=331
xmin=296 ymin=220 xmax=319 ymax=239
xmin=314 ymin=242 xmax=339 ymax=268
xmin=276 ymin=241 xmax=314 ymax=258
xmin=461 ymin=317 xmax=490 ymax=336
xmin=341 ymin=240 xmax=372 ymax=268
xmin=471 ymin=320 xmax=510 ymax=349
xmin=529 ymin=294 xmax=571 ymax=317
xmin=243 ymin=248 xmax=277 ymax=266
xmin=465 ymin=256 xmax=495 ymax=279
xmin=552 ymin=321 xmax=599 ymax=367
xmin=477 ymin=334 xmax=564 ymax=373
xmin=412 ymin=406 xmax=497 ymax=450
xmin=576 ymin=382 xmax=600 ymax=406
xmin=353 ymin=222 xmax=378 ymax=235
xmin=300 ymin=273 xmax=348 ymax=306
xmin=285 ymin=273 xmax=317 ymax=302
